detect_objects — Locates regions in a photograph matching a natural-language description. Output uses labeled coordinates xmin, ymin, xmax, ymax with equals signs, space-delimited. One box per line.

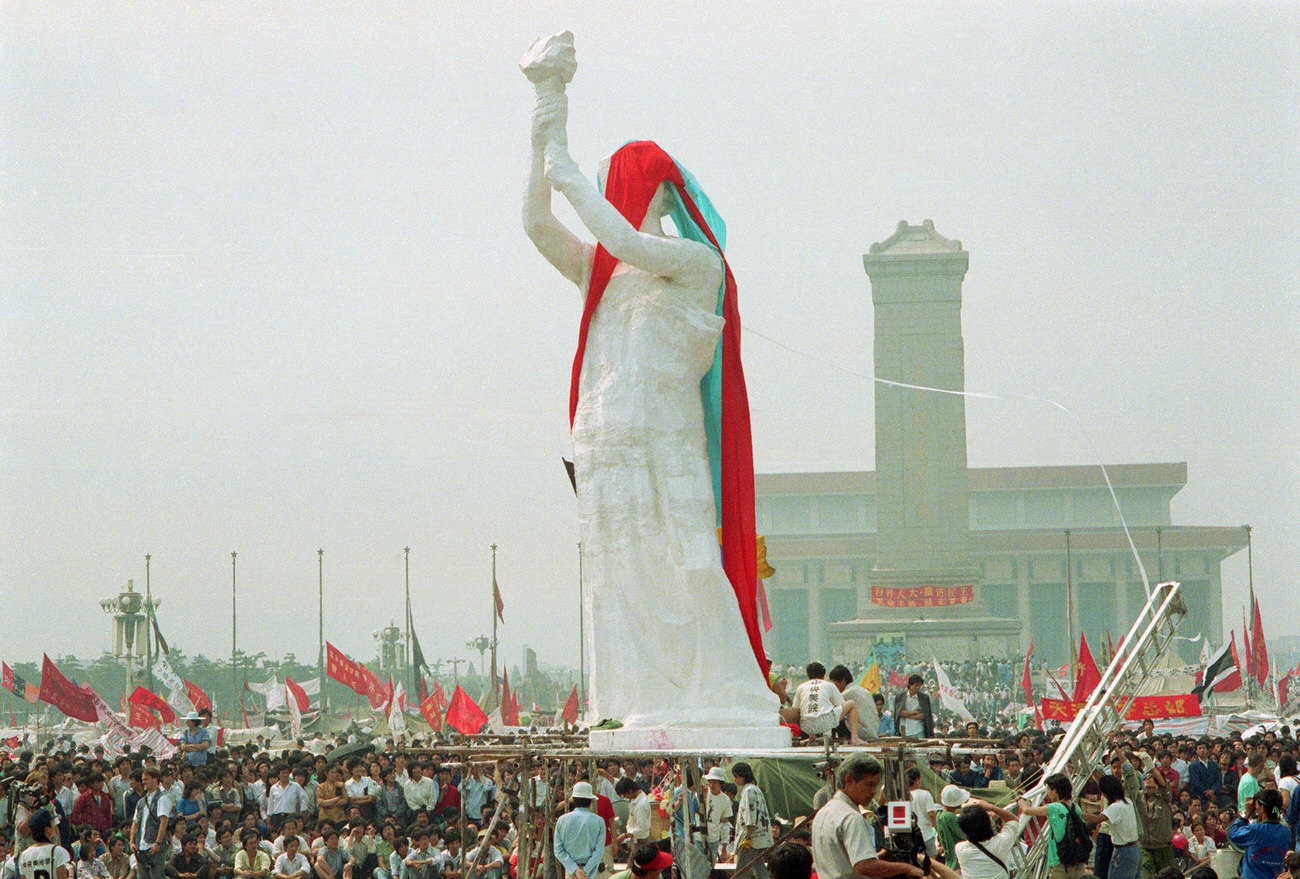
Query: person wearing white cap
xmin=703 ymin=767 xmax=733 ymax=864
xmin=936 ymin=785 xmax=970 ymax=868
xmin=554 ymin=781 xmax=606 ymax=879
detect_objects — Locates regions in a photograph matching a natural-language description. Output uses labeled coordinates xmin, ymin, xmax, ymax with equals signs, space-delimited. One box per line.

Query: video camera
xmin=875 ymin=801 xmax=931 ymax=879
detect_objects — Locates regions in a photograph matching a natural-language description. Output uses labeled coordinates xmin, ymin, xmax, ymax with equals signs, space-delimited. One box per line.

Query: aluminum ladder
xmin=1012 ymin=580 xmax=1187 ymax=879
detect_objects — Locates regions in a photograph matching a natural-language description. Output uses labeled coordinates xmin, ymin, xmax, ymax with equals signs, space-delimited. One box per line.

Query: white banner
xmin=86 ymin=689 xmax=134 ymax=741
xmin=287 ymin=684 xmax=302 ymax=739
xmin=388 ymin=682 xmax=407 ymax=736
xmin=933 ymin=658 xmax=975 ymax=723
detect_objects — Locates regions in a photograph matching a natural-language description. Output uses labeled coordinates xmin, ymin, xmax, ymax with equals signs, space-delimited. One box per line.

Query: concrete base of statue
xmin=588 ymin=724 xmax=792 ymax=752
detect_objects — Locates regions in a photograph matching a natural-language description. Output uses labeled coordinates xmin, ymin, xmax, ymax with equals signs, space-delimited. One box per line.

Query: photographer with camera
xmin=811 ymin=755 xmax=953 ymax=879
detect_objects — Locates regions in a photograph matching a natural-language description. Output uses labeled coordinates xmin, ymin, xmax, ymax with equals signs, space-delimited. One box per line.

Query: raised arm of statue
xmin=521 ymin=31 xmax=720 ymax=292
xmin=523 ymin=91 xmax=590 ymax=287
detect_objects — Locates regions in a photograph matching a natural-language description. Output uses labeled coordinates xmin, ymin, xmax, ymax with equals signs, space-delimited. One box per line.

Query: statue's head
xmin=596 ymin=141 xmax=684 ymax=233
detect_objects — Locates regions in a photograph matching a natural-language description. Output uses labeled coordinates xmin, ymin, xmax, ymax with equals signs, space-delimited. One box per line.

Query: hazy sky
xmin=3 ymin=3 xmax=1297 ymax=677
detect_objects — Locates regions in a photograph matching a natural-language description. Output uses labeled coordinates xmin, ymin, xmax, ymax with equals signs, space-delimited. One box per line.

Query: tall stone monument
xmin=832 ymin=221 xmax=1020 ymax=662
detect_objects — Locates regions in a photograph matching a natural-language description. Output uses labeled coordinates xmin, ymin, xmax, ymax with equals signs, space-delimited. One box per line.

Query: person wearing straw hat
xmin=703 ymin=767 xmax=733 ymax=865
xmin=554 ymin=782 xmax=606 ymax=879
xmin=179 ymin=712 xmax=211 ymax=768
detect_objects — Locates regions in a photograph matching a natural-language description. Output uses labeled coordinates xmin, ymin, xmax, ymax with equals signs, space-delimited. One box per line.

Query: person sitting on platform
xmin=779 ymin=664 xmax=863 ymax=746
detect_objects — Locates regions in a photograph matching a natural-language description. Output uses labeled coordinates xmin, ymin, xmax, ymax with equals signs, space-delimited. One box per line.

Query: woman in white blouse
xmin=1185 ymin=822 xmax=1216 ymax=866
xmin=954 ymin=800 xmax=1029 ymax=879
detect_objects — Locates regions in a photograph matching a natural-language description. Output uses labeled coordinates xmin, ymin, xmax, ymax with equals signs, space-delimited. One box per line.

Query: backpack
xmin=1055 ymin=805 xmax=1093 ymax=867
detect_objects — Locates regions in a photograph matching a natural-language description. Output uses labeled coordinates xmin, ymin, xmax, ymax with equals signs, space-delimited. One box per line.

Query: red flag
xmin=888 ymin=670 xmax=908 ymax=688
xmin=1251 ymin=598 xmax=1269 ymax=687
xmin=128 ymin=702 xmax=159 ymax=729
xmin=756 ymin=579 xmax=773 ymax=633
xmin=445 ymin=685 xmax=487 ymax=735
xmin=419 ymin=675 xmax=428 ymax=705
xmin=357 ymin=663 xmax=387 ymax=710
xmin=326 ymin=643 xmax=368 ymax=696
xmin=39 ymin=655 xmax=97 ymax=722
xmin=494 ymin=579 xmax=505 ymax=624
xmin=129 ymin=686 xmax=177 ymax=724
xmin=241 ymin=695 xmax=249 ymax=729
xmin=419 ymin=688 xmax=443 ymax=731
xmin=183 ymin=680 xmax=212 ymax=712
xmin=1243 ymin=612 xmax=1253 ymax=681
xmin=1022 ymin=638 xmax=1035 ymax=707
xmin=433 ymin=678 xmax=447 ymax=712
xmin=1214 ymin=633 xmax=1244 ymax=693
xmin=501 ymin=670 xmax=519 ymax=727
xmin=1073 ymin=635 xmax=1102 ymax=702
xmin=285 ymin=677 xmax=309 ymax=713
xmin=560 ymin=685 xmax=580 ymax=725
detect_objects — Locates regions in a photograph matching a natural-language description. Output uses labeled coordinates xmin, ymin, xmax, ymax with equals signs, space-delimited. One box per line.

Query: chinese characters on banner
xmin=1040 ymin=694 xmax=1201 ymax=721
xmin=870 ymin=585 xmax=974 ymax=608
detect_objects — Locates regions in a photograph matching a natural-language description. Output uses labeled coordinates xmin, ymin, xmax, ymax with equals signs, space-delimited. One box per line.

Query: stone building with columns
xmin=755 ymin=222 xmax=1247 ymax=668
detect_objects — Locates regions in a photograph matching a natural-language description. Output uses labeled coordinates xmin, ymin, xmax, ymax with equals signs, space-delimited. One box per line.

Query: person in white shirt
xmin=827 ymin=666 xmax=878 ymax=743
xmin=345 ymin=763 xmax=380 ymax=824
xmin=271 ymin=838 xmax=308 ymax=879
xmin=19 ymin=811 xmax=71 ymax=879
xmin=614 ymin=779 xmax=650 ymax=851
xmin=401 ymin=765 xmax=438 ymax=814
xmin=703 ymin=767 xmax=733 ymax=864
xmin=953 ymin=800 xmax=1028 ymax=879
xmin=778 ymin=663 xmax=863 ymax=745
xmin=812 ymin=755 xmax=925 ymax=879
xmin=1185 ymin=822 xmax=1216 ymax=866
xmin=906 ymin=768 xmax=940 ymax=858
xmin=263 ymin=767 xmax=307 ymax=831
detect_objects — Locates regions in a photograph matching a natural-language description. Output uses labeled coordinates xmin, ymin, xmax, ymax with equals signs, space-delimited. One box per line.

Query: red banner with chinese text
xmin=870 ymin=585 xmax=974 ymax=608
xmin=326 ymin=642 xmax=367 ymax=696
xmin=1041 ymin=694 xmax=1201 ymax=722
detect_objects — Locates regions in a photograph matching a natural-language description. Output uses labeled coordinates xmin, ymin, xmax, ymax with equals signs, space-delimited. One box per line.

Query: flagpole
xmin=318 ymin=548 xmax=325 ymax=706
xmin=146 ymin=553 xmax=154 ymax=693
xmin=1065 ymin=529 xmax=1076 ymax=689
xmin=231 ymin=552 xmax=238 ymax=695
xmin=577 ymin=541 xmax=585 ymax=711
xmin=490 ymin=544 xmax=499 ymax=700
xmin=404 ymin=546 xmax=413 ymax=698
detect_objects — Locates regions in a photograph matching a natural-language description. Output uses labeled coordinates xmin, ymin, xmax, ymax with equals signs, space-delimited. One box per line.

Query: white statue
xmin=521 ymin=33 xmax=780 ymax=735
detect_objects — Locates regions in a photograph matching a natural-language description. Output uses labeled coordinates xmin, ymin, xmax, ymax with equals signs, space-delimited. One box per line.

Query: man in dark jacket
xmin=892 ymin=675 xmax=934 ymax=738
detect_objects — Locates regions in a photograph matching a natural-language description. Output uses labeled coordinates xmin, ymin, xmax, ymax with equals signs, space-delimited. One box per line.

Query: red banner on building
xmin=1041 ymin=694 xmax=1202 ymax=722
xmin=326 ymin=642 xmax=367 ymax=696
xmin=39 ymin=655 xmax=97 ymax=722
xmin=870 ymin=585 xmax=974 ymax=608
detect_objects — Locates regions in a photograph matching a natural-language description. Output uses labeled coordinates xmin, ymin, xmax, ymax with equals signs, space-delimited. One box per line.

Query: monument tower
xmin=832 ymin=221 xmax=1020 ymax=661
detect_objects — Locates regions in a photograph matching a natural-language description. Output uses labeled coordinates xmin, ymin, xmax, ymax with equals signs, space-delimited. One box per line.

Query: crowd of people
xmin=799 ymin=723 xmax=1300 ymax=879
xmin=4 ymin=687 xmax=1300 ymax=879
